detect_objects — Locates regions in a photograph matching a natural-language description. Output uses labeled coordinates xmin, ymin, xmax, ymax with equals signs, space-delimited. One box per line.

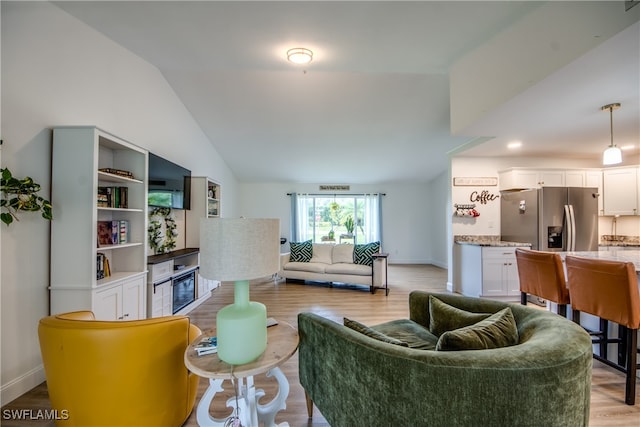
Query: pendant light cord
xmin=609 ymin=105 xmax=614 ymax=147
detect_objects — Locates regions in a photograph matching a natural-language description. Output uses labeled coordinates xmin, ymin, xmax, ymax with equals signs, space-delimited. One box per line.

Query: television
xmin=148 ymin=152 xmax=191 ymax=210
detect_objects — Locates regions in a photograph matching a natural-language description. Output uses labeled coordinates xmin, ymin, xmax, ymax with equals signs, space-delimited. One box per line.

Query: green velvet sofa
xmin=298 ymin=291 xmax=592 ymax=427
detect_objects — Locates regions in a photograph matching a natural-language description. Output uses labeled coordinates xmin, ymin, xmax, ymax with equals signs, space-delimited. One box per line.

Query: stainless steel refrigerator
xmin=500 ymin=187 xmax=599 ymax=252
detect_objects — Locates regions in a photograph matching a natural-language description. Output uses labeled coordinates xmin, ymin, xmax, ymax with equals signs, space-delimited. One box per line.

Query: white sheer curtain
xmin=361 ymin=193 xmax=382 ymax=246
xmin=290 ymin=193 xmax=312 ymax=242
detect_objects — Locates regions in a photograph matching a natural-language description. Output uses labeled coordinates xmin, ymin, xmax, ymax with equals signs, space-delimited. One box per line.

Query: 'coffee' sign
xmin=470 ymin=190 xmax=499 ymax=205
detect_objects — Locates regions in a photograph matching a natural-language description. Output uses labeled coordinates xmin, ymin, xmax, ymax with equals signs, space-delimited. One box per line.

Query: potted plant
xmin=344 ymin=215 xmax=354 ymax=236
xmin=1 ymin=167 xmax=53 ymax=226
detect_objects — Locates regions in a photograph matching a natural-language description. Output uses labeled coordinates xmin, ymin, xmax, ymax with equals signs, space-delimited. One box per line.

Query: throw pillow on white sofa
xmin=311 ymin=243 xmax=333 ymax=264
xmin=332 ymin=244 xmax=354 ymax=264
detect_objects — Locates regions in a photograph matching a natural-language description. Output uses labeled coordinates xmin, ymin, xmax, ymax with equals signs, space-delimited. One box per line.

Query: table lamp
xmin=199 ymin=218 xmax=280 ymax=365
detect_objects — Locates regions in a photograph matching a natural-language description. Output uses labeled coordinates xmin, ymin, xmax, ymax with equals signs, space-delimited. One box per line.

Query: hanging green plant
xmin=1 ymin=167 xmax=53 ymax=226
xmin=148 ymin=207 xmax=177 ymax=254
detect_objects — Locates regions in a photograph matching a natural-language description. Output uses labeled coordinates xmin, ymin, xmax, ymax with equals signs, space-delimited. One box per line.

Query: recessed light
xmin=507 ymin=141 xmax=522 ymax=149
xmin=620 ymin=144 xmax=635 ymax=151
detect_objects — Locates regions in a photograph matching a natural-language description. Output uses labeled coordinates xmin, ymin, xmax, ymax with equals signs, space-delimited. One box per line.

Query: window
xmin=291 ymin=193 xmax=382 ymax=245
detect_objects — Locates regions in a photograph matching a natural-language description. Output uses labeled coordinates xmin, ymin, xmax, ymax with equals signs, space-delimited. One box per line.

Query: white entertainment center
xmin=50 ymin=126 xmax=220 ymax=320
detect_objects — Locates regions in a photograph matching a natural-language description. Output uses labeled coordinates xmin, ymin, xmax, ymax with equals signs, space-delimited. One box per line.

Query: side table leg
xmin=256 ymin=367 xmax=290 ymax=427
xmin=245 ymin=376 xmax=259 ymax=426
xmin=197 ymin=378 xmax=231 ymax=427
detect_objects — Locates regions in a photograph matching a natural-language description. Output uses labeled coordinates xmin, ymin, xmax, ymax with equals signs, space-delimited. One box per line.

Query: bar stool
xmin=565 ymin=255 xmax=640 ymax=405
xmin=515 ymin=248 xmax=570 ymax=317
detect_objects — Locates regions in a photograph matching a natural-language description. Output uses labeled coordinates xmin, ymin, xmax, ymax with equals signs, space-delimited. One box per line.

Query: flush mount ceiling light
xmin=287 ymin=47 xmax=313 ymax=64
xmin=602 ymin=103 xmax=622 ymax=166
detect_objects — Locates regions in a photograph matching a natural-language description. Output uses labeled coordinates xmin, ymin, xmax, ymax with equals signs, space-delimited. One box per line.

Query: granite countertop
xmin=560 ymin=250 xmax=640 ymax=272
xmin=454 ymin=235 xmax=532 ymax=247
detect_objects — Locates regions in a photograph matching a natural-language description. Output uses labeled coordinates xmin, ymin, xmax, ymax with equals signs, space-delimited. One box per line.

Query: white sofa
xmin=279 ymin=243 xmax=375 ymax=288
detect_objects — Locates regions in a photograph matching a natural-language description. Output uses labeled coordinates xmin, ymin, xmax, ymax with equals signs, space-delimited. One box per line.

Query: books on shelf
xmin=97 ymin=186 xmax=128 ymax=208
xmin=119 ymin=220 xmax=128 ymax=244
xmin=96 ymin=252 xmax=111 ymax=280
xmin=97 ymin=220 xmax=129 ymax=246
xmin=98 ymin=167 xmax=134 ymax=179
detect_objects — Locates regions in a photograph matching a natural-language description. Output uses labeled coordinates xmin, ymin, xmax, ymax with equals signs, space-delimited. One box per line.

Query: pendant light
xmin=602 ymin=103 xmax=622 ymax=165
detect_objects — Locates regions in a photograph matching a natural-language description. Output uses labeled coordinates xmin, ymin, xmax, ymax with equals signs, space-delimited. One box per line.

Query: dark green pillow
xmin=353 ymin=241 xmax=380 ymax=266
xmin=435 ymin=307 xmax=519 ymax=351
xmin=289 ymin=240 xmax=312 ymax=262
xmin=344 ymin=317 xmax=408 ymax=347
xmin=428 ymin=295 xmax=491 ymax=337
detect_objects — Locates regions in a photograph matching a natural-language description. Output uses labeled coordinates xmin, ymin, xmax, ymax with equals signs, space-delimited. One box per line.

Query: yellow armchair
xmin=38 ymin=311 xmax=201 ymax=427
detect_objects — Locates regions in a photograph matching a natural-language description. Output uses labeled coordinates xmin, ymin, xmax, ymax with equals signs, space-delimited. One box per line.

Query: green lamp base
xmin=216 ymin=280 xmax=267 ymax=365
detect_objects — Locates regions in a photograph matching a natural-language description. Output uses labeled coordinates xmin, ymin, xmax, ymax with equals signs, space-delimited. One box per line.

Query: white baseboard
xmin=430 ymin=259 xmax=448 ymax=269
xmin=1 ymin=364 xmax=45 ymax=405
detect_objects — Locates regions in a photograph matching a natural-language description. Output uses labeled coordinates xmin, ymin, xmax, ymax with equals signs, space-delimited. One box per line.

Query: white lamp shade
xmin=603 ymin=145 xmax=622 ymax=165
xmin=199 ymin=218 xmax=280 ymax=281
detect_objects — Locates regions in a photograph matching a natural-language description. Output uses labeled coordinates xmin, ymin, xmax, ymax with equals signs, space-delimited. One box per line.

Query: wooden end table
xmin=184 ymin=320 xmax=299 ymax=427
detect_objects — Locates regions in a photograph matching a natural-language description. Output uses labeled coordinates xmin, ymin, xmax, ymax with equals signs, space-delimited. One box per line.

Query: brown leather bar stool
xmin=566 ymin=255 xmax=640 ymax=405
xmin=515 ymin=248 xmax=570 ymax=317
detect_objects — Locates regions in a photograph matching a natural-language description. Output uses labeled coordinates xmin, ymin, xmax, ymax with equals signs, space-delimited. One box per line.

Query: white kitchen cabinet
xmin=481 ymin=248 xmax=520 ymax=297
xmin=565 ymin=170 xmax=587 ymax=187
xmin=50 ymin=127 xmax=148 ymax=318
xmin=499 ymin=168 xmax=564 ymax=190
xmin=585 ymin=170 xmax=604 ymax=215
xmin=458 ymin=245 xmax=522 ymax=300
xmin=92 ymin=276 xmax=146 ymax=321
xmin=603 ymin=167 xmax=638 ymax=215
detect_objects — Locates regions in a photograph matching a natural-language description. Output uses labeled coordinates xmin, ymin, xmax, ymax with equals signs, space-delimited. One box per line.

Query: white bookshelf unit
xmin=50 ymin=127 xmax=148 ymax=320
xmin=185 ymin=176 xmax=221 ymax=295
xmin=186 ymin=177 xmax=220 ymax=246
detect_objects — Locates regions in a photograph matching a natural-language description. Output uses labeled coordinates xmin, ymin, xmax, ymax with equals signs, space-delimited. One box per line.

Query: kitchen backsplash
xmin=600 ymin=235 xmax=640 ymax=246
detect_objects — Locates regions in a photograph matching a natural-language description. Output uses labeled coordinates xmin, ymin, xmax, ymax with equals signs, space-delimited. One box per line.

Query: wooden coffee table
xmin=184 ymin=320 xmax=299 ymax=427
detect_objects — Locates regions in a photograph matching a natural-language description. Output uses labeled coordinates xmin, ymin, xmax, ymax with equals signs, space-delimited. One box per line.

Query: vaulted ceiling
xmin=54 ymin=1 xmax=640 ymax=183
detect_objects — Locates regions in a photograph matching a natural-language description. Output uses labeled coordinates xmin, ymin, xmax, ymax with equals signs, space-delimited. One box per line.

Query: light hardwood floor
xmin=2 ymin=264 xmax=639 ymax=426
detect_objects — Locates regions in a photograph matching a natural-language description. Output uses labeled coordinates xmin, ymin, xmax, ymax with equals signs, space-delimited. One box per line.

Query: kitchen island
xmin=453 ymin=235 xmax=531 ymax=299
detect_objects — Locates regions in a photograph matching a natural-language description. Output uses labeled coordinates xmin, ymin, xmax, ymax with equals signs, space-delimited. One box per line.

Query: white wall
xmin=1 ymin=2 xmax=237 ymax=403
xmin=428 ymin=171 xmax=449 ymax=269
xmin=238 ymin=181 xmax=444 ymax=265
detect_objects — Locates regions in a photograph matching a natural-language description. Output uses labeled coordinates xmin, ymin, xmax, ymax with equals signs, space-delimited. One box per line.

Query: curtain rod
xmin=286 ymin=193 xmax=386 ymax=196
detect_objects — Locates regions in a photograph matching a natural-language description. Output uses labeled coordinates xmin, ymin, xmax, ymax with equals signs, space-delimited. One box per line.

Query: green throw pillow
xmin=344 ymin=317 xmax=408 ymax=347
xmin=435 ymin=307 xmax=519 ymax=351
xmin=428 ymin=295 xmax=491 ymax=337
xmin=353 ymin=241 xmax=381 ymax=267
xmin=289 ymin=240 xmax=312 ymax=262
